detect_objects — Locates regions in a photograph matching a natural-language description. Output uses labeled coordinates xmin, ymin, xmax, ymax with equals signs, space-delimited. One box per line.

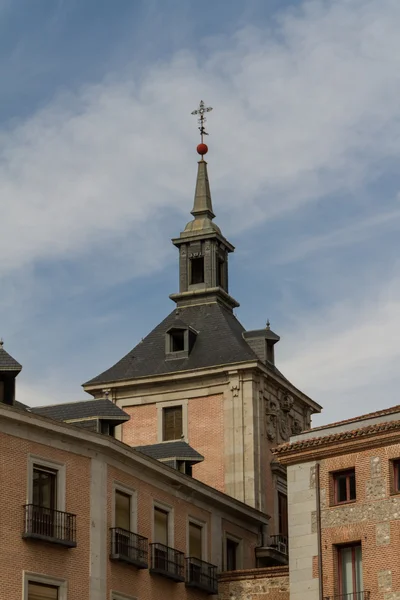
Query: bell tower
xmin=169 ymin=101 xmax=239 ymax=311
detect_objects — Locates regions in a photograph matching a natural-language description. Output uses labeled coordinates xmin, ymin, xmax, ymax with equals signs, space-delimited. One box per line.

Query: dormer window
xmin=165 ymin=325 xmax=198 ymax=359
xmin=190 ymin=257 xmax=205 ymax=285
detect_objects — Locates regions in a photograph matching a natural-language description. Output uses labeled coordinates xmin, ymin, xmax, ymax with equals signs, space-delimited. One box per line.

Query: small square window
xmin=333 ymin=469 xmax=356 ymax=504
xmin=392 ymin=459 xmax=400 ymax=493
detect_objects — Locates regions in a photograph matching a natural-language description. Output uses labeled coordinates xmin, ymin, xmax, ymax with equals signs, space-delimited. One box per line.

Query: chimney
xmin=242 ymin=321 xmax=280 ymax=365
xmin=0 ymin=340 xmax=22 ymax=406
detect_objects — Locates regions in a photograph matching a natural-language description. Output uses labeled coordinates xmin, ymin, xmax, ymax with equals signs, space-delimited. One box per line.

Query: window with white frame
xmin=24 ymin=572 xmax=67 ymax=600
xmin=27 ymin=455 xmax=66 ymax=512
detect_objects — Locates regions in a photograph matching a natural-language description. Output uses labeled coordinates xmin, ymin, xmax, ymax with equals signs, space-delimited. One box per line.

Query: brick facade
xmin=0 ymin=403 xmax=267 ymax=600
xmin=276 ymin=409 xmax=400 ymax=600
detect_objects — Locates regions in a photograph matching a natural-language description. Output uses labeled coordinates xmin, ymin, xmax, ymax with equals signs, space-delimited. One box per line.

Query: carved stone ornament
xmin=281 ymin=393 xmax=294 ymax=412
xmin=291 ymin=418 xmax=303 ymax=435
xmin=265 ymin=399 xmax=278 ymax=442
xmin=231 ymin=384 xmax=240 ymax=397
xmin=278 ymin=412 xmax=289 ymax=440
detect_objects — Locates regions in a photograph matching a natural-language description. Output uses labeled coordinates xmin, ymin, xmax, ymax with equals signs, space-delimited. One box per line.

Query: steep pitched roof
xmin=135 ymin=441 xmax=204 ymax=462
xmin=30 ymin=398 xmax=129 ymax=424
xmin=0 ymin=343 xmax=22 ymax=373
xmin=84 ymin=303 xmax=258 ymax=386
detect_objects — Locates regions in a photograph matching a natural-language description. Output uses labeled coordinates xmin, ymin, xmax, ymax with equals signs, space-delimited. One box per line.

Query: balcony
xmin=255 ymin=534 xmax=288 ymax=567
xmin=22 ymin=504 xmax=77 ymax=548
xmin=110 ymin=527 xmax=148 ymax=569
xmin=325 ymin=592 xmax=370 ymax=600
xmin=149 ymin=542 xmax=185 ymax=582
xmin=185 ymin=557 xmax=218 ymax=595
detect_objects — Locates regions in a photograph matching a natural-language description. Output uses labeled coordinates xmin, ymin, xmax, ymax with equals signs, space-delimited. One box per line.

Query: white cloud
xmin=2 ymin=0 xmax=400 ymax=277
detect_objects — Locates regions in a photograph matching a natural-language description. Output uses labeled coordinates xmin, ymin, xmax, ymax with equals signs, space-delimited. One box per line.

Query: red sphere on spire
xmin=197 ymin=143 xmax=208 ymax=156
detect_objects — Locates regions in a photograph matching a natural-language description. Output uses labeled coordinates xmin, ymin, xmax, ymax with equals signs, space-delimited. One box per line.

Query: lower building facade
xmin=0 ymin=402 xmax=269 ymax=600
xmin=275 ymin=405 xmax=400 ymax=600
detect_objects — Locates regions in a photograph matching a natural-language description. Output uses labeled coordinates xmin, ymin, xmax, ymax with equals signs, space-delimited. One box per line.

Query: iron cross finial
xmin=191 ymin=100 xmax=213 ymax=143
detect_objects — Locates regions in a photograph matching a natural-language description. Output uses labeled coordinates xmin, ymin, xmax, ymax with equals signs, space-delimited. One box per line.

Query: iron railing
xmin=325 ymin=592 xmax=370 ymax=600
xmin=149 ymin=542 xmax=185 ymax=582
xmin=268 ymin=534 xmax=288 ymax=555
xmin=185 ymin=557 xmax=218 ymax=594
xmin=23 ymin=504 xmax=77 ymax=547
xmin=110 ymin=528 xmax=148 ymax=568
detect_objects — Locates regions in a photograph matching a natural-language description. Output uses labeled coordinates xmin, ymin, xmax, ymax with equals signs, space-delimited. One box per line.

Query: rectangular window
xmin=163 ymin=406 xmax=183 ymax=441
xmin=115 ymin=490 xmax=131 ymax=531
xmin=338 ymin=544 xmax=363 ymax=596
xmin=278 ymin=492 xmax=288 ymax=536
xmin=189 ymin=522 xmax=203 ymax=559
xmin=216 ymin=258 xmax=224 ymax=288
xmin=393 ymin=460 xmax=400 ymax=493
xmin=33 ymin=466 xmax=57 ymax=509
xmin=190 ymin=257 xmax=205 ymax=285
xmin=226 ymin=538 xmax=239 ymax=571
xmin=28 ymin=582 xmax=59 ymax=600
xmin=334 ymin=469 xmax=356 ymax=504
xmin=0 ymin=380 xmax=4 ymax=403
xmin=154 ymin=507 xmax=169 ymax=546
xmin=171 ymin=330 xmax=185 ymax=352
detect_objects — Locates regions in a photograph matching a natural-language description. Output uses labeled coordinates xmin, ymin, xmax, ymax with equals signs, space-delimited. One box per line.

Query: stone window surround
xmin=23 ymin=571 xmax=67 ymax=600
xmin=110 ymin=592 xmax=137 ymax=600
xmin=156 ymin=399 xmax=188 ymax=443
xmin=26 ymin=454 xmax=66 ymax=512
xmin=112 ymin=481 xmax=138 ymax=533
xmin=223 ymin=531 xmax=243 ymax=571
xmin=152 ymin=499 xmax=175 ymax=548
xmin=187 ymin=515 xmax=208 ymax=561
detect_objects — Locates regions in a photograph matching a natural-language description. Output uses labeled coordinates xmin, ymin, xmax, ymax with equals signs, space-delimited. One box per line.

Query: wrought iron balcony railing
xmin=149 ymin=542 xmax=185 ymax=582
xmin=110 ymin=527 xmax=148 ymax=568
xmin=185 ymin=557 xmax=218 ymax=595
xmin=325 ymin=591 xmax=370 ymax=600
xmin=23 ymin=504 xmax=77 ymax=548
xmin=268 ymin=534 xmax=288 ymax=555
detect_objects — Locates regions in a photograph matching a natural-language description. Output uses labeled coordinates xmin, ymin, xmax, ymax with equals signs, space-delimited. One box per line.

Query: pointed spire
xmin=191 ymin=159 xmax=215 ymax=220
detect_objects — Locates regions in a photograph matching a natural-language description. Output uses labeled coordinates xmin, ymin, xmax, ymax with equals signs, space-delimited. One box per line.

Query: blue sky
xmin=1 ymin=0 xmax=399 ymax=426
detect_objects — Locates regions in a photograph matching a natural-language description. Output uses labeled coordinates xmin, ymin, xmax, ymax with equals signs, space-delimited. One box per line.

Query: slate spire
xmin=191 ymin=159 xmax=215 ymax=221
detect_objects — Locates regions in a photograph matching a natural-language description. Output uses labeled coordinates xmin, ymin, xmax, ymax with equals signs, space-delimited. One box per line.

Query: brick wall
xmin=218 ymin=566 xmax=289 ymax=600
xmin=0 ymin=431 xmax=91 ymax=600
xmin=121 ymin=403 xmax=157 ymax=446
xmin=319 ymin=442 xmax=400 ymax=600
xmin=189 ymin=394 xmax=225 ymax=492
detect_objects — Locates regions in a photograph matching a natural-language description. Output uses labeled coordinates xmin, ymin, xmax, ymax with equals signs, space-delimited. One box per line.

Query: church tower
xmin=84 ymin=103 xmax=321 ymax=552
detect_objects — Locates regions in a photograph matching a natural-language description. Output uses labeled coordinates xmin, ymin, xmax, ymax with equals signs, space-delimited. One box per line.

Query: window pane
xmin=189 ymin=522 xmax=203 ymax=559
xmin=278 ymin=493 xmax=288 ymax=536
xmin=226 ymin=539 xmax=238 ymax=571
xmin=355 ymin=546 xmax=363 ymax=592
xmin=33 ymin=467 xmax=57 ymax=509
xmin=163 ymin=406 xmax=183 ymax=441
xmin=115 ymin=490 xmax=130 ymax=530
xmin=191 ymin=257 xmax=205 ymax=284
xmin=154 ymin=507 xmax=169 ymax=546
xmin=337 ymin=475 xmax=348 ymax=502
xmin=28 ymin=582 xmax=58 ymax=600
xmin=340 ymin=547 xmax=353 ymax=595
xmin=395 ymin=462 xmax=400 ymax=491
xmin=349 ymin=472 xmax=356 ymax=500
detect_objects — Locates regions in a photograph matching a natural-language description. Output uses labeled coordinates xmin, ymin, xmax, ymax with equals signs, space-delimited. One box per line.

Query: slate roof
xmin=273 ymin=419 xmax=400 ymax=457
xmin=135 ymin=441 xmax=204 ymax=463
xmin=0 ymin=344 xmax=22 ymax=372
xmin=84 ymin=303 xmax=259 ymax=386
xmin=30 ymin=398 xmax=130 ymax=425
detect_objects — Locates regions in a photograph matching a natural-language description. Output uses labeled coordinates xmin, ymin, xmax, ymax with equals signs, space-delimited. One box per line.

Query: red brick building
xmin=275 ymin=405 xmax=400 ymax=600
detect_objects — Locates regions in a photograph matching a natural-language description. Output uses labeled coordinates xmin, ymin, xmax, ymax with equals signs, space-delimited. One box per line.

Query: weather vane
xmin=191 ymin=100 xmax=213 ymax=157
